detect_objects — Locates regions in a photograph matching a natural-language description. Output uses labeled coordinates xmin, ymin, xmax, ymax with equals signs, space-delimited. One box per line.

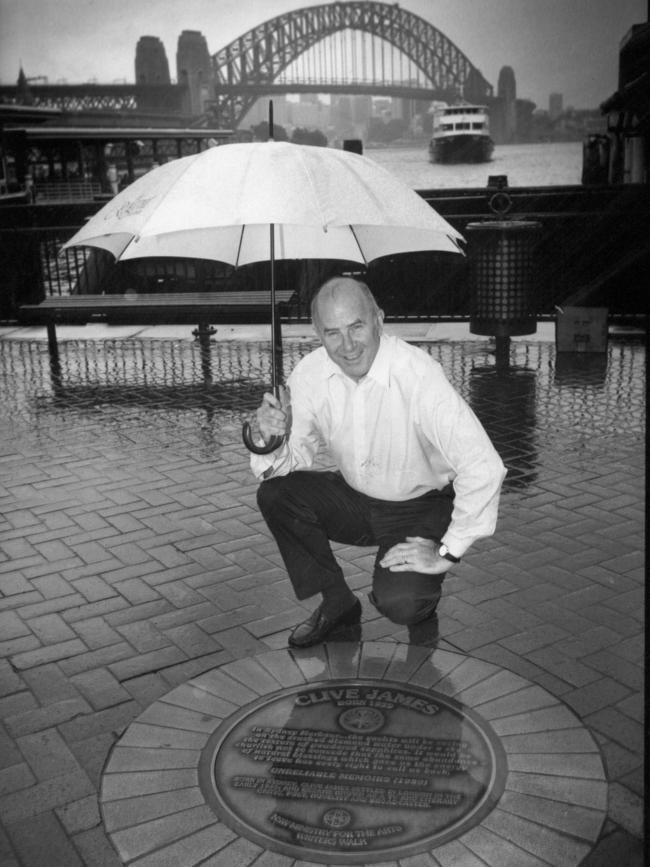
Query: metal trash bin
xmin=466 ymin=219 xmax=541 ymax=338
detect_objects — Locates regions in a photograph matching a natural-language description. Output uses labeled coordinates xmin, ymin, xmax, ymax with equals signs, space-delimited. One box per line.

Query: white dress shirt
xmin=251 ymin=334 xmax=506 ymax=557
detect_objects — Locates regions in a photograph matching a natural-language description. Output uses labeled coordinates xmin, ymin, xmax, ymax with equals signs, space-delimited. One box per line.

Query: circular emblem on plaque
xmin=199 ymin=678 xmax=507 ymax=863
xmin=323 ymin=807 xmax=353 ymax=828
xmin=338 ymin=706 xmax=385 ymax=733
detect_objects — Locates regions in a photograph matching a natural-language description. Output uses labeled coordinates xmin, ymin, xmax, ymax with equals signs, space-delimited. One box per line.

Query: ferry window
xmin=472 ymin=123 xmax=484 ymax=130
xmin=441 ymin=123 xmax=454 ymax=131
xmin=456 ymin=123 xmax=471 ymax=130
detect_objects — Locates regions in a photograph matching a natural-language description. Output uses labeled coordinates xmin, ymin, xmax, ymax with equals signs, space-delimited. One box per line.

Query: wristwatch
xmin=439 ymin=543 xmax=461 ymax=563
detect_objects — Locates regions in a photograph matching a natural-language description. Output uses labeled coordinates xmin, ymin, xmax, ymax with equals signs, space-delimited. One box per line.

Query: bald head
xmin=311 ymin=277 xmax=384 ymax=381
xmin=311 ymin=278 xmax=379 ymax=329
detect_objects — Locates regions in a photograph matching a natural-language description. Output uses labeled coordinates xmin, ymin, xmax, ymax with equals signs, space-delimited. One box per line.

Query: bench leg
xmin=195 ymin=322 xmax=213 ymax=384
xmin=46 ymin=322 xmax=62 ymax=382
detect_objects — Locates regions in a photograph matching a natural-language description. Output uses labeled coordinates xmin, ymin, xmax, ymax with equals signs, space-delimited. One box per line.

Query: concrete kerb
xmin=0 ymin=321 xmax=561 ymax=344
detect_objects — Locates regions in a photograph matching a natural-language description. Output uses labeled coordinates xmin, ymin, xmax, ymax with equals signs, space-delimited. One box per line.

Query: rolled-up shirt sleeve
xmin=417 ymin=368 xmax=507 ymax=557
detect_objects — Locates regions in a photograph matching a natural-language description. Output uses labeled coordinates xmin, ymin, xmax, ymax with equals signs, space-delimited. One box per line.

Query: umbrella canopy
xmin=63 ymin=140 xmax=463 ymax=264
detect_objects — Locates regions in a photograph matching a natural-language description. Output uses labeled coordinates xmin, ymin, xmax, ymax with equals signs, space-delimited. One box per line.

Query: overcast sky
xmin=0 ymin=0 xmax=646 ymax=109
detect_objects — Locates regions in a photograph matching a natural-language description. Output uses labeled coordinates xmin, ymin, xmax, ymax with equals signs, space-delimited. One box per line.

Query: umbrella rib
xmin=235 ymin=226 xmax=245 ymax=269
xmin=349 ymin=226 xmax=368 ymax=266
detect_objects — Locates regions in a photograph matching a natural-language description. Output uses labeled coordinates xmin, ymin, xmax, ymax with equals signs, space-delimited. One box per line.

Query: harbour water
xmin=365 ymin=140 xmax=583 ymax=189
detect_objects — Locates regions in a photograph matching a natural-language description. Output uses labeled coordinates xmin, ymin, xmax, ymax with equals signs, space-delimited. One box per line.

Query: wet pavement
xmin=0 ymin=321 xmax=645 ymax=866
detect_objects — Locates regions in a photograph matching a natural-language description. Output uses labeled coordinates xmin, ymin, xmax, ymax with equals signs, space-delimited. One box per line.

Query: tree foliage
xmin=291 ymin=127 xmax=328 ymax=146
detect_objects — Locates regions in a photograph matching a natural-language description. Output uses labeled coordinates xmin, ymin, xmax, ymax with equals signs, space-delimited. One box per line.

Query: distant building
xmin=488 ymin=66 xmax=517 ymax=143
xmin=497 ymin=66 xmax=517 ymax=142
xmin=244 ymin=96 xmax=290 ymax=132
xmin=600 ymin=21 xmax=650 ymax=183
xmin=352 ymin=95 xmax=372 ymax=125
xmin=288 ymin=97 xmax=328 ymax=130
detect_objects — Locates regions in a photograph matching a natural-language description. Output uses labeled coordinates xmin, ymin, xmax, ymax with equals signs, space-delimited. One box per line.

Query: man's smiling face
xmin=313 ymin=279 xmax=384 ymax=381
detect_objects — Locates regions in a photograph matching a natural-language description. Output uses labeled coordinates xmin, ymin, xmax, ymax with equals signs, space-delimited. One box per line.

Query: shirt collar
xmin=322 ymin=333 xmax=392 ymax=388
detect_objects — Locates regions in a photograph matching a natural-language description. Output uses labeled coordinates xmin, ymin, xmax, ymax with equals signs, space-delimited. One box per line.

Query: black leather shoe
xmin=288 ymin=598 xmax=362 ymax=648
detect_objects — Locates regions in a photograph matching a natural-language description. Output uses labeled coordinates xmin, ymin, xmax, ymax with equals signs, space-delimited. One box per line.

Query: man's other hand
xmin=380 ymin=536 xmax=453 ymax=574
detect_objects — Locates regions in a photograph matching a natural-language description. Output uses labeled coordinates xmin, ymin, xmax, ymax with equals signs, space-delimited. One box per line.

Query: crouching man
xmin=250 ymin=277 xmax=506 ymax=648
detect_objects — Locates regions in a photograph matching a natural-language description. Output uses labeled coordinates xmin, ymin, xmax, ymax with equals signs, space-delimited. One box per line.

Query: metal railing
xmin=34 ymin=180 xmax=103 ymax=202
xmin=2 ymin=185 xmax=648 ymax=325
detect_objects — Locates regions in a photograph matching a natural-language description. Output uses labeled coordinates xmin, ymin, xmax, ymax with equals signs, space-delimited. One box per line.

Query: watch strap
xmin=439 ymin=543 xmax=461 ymax=563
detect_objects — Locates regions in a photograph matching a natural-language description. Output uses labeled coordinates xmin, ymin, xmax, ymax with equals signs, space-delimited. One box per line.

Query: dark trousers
xmin=257 ymin=471 xmax=454 ymax=626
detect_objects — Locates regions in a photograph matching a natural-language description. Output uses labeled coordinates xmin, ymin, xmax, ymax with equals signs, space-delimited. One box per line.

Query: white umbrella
xmin=63 ymin=140 xmax=463 ymax=265
xmin=63 ymin=140 xmax=464 ymax=451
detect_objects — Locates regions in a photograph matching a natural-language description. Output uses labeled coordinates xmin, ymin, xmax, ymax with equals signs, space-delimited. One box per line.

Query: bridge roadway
xmin=208 ymin=81 xmax=452 ymax=101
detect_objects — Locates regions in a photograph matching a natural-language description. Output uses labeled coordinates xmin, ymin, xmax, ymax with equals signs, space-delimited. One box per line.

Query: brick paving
xmin=0 ymin=323 xmax=645 ymax=866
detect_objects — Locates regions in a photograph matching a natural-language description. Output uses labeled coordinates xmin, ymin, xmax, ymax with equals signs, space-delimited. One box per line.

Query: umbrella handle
xmin=242 ymin=422 xmax=284 ymax=455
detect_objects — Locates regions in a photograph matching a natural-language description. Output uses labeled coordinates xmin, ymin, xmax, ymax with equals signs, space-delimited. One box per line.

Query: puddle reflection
xmin=554 ymin=351 xmax=609 ymax=386
xmin=0 ymin=336 xmax=644 ymax=478
xmin=469 ymin=366 xmax=538 ymax=490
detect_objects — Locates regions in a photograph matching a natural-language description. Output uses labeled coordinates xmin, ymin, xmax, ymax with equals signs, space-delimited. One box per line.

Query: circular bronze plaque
xmin=199 ymin=678 xmax=507 ymax=863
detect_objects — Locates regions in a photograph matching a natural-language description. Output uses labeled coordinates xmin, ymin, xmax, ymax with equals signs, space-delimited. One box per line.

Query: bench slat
xmin=23 ymin=291 xmax=295 ymax=312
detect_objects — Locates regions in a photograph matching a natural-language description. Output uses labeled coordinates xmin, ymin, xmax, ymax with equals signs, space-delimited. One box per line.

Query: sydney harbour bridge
xmin=208 ymin=1 xmax=494 ymax=126
xmin=2 ymin=2 xmax=519 ymax=136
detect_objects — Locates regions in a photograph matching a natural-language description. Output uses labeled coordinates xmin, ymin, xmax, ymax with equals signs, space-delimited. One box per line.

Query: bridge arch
xmin=211 ymin=1 xmax=493 ymax=127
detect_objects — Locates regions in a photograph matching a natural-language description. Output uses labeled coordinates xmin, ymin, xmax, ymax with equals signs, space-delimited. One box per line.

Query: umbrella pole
xmin=268 ymin=100 xmax=283 ymax=390
xmin=242 ymin=221 xmax=285 ymax=454
xmin=269 ymin=223 xmax=285 ymax=393
xmin=270 ymin=223 xmax=277 ymax=394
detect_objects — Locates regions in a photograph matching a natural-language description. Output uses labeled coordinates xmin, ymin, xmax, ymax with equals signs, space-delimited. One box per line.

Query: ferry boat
xmin=429 ymin=104 xmax=494 ymax=164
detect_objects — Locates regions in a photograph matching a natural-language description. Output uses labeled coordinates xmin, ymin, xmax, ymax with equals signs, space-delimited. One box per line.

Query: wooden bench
xmin=19 ymin=290 xmax=296 ymax=376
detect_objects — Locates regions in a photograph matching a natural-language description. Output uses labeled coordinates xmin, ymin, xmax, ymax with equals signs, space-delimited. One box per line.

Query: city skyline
xmin=0 ymin=0 xmax=646 ymax=110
